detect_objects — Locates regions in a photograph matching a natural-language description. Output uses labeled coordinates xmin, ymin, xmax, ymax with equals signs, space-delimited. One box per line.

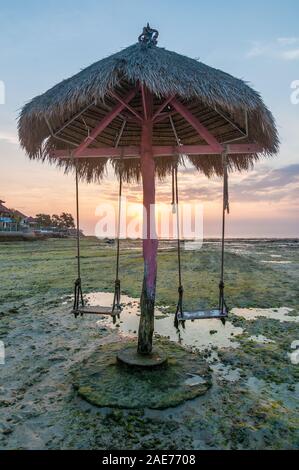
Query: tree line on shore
xmin=35 ymin=212 xmax=75 ymax=230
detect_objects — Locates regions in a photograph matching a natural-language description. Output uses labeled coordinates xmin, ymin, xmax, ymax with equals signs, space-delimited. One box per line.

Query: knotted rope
xmin=73 ymin=159 xmax=84 ymax=317
xmin=111 ymin=122 xmax=126 ymax=322
xmin=169 ymin=116 xmax=185 ymax=329
xmin=219 ymin=148 xmax=229 ymax=319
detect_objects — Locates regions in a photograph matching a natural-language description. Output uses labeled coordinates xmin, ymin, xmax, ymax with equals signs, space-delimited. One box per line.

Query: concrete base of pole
xmin=117 ymin=344 xmax=168 ymax=369
xmin=72 ymin=339 xmax=211 ymax=409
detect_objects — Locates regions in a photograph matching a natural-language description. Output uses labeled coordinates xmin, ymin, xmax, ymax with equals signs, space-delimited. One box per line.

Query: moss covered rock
xmin=71 ymin=339 xmax=211 ymax=409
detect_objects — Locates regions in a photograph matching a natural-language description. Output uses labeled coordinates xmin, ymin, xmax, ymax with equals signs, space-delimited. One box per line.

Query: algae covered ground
xmin=0 ymin=237 xmax=298 ymax=449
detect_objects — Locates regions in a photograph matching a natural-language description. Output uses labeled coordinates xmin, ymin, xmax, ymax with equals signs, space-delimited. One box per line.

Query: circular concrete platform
xmin=117 ymin=345 xmax=168 ymax=368
xmin=71 ymin=339 xmax=211 ymax=409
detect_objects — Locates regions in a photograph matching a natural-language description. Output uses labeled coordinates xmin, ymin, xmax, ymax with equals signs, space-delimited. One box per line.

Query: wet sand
xmin=0 ymin=238 xmax=298 ymax=449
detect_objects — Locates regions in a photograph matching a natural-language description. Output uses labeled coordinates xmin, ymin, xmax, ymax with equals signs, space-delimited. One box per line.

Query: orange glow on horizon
xmin=1 ymin=159 xmax=298 ymax=238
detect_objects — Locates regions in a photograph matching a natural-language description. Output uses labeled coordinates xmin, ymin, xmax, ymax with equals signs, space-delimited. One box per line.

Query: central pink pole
xmin=138 ymin=89 xmax=158 ymax=355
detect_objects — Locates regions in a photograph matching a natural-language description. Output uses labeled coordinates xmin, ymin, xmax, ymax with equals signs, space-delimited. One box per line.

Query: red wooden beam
xmin=73 ymin=88 xmax=138 ymax=157
xmin=152 ymin=95 xmax=175 ymax=121
xmin=141 ymin=84 xmax=149 ymax=120
xmin=153 ymin=143 xmax=263 ymax=156
xmin=226 ymin=143 xmax=262 ymax=154
xmin=120 ymin=110 xmax=142 ymax=125
xmin=154 ymin=110 xmax=177 ymax=124
xmin=52 ymin=143 xmax=262 ymax=159
xmin=110 ymin=91 xmax=143 ymax=122
xmin=153 ymin=145 xmax=216 ymax=156
xmin=52 ymin=146 xmax=140 ymax=158
xmin=170 ymin=97 xmax=224 ymax=152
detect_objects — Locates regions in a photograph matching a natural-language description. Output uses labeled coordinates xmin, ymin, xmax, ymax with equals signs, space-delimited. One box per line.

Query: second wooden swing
xmin=169 ymin=116 xmax=229 ymax=329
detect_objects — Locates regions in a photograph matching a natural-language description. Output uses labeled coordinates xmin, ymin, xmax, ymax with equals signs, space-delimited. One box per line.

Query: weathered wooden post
xmin=138 ymin=86 xmax=158 ymax=355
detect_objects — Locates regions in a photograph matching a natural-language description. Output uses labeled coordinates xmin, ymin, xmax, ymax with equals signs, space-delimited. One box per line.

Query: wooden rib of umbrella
xmin=18 ymin=40 xmax=279 ymax=183
xmin=49 ymin=92 xmax=263 ymax=161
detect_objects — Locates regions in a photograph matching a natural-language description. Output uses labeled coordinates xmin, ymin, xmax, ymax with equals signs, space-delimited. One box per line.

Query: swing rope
xmin=173 ymin=162 xmax=184 ymax=329
xmin=169 ymin=116 xmax=185 ymax=329
xmin=169 ymin=115 xmax=229 ymax=328
xmin=112 ymin=173 xmax=122 ymax=312
xmin=110 ymin=165 xmax=122 ymax=323
xmin=73 ymin=161 xmax=84 ymax=317
xmin=111 ymin=135 xmax=126 ymax=318
xmin=73 ymin=120 xmax=126 ymax=318
xmin=219 ymin=150 xmax=229 ymax=317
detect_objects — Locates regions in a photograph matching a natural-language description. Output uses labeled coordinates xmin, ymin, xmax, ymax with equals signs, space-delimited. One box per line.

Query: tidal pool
xmin=85 ymin=292 xmax=243 ymax=351
xmin=248 ymin=335 xmax=275 ymax=344
xmin=232 ymin=307 xmax=299 ymax=323
xmin=287 ymin=340 xmax=299 ymax=365
xmin=261 ymin=260 xmax=292 ymax=265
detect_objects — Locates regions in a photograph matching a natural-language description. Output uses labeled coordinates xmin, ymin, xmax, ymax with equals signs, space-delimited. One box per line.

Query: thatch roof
xmin=18 ymin=35 xmax=279 ymax=182
xmin=0 ymin=202 xmax=12 ymax=216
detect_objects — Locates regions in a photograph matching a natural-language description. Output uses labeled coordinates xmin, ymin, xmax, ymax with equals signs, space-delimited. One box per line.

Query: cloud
xmin=174 ymin=160 xmax=295 ymax=205
xmin=277 ymin=37 xmax=299 ymax=46
xmin=282 ymin=49 xmax=299 ymax=60
xmin=0 ymin=132 xmax=19 ymax=145
xmin=231 ymin=164 xmax=299 ymax=203
xmin=175 ymin=164 xmax=299 ymax=205
xmin=247 ymin=37 xmax=299 ymax=61
xmin=247 ymin=41 xmax=271 ymax=58
xmin=111 ymin=164 xmax=299 ymax=208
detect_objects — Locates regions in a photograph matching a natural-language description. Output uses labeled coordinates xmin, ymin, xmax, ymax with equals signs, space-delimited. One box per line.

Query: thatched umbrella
xmin=19 ymin=24 xmax=278 ymax=356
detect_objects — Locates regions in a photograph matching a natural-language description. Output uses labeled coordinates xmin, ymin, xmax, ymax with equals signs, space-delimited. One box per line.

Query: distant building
xmin=10 ymin=209 xmax=28 ymax=229
xmin=0 ymin=198 xmax=79 ymax=237
xmin=0 ymin=200 xmax=14 ymax=230
xmin=0 ymin=200 xmax=11 ymax=217
xmin=0 ymin=199 xmax=32 ymax=232
xmin=26 ymin=216 xmax=38 ymax=228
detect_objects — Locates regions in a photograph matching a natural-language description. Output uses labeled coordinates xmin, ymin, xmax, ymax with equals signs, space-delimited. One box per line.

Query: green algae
xmin=71 ymin=339 xmax=211 ymax=409
xmin=0 ymin=238 xmax=299 ymax=450
xmin=219 ymin=316 xmax=299 ymax=385
xmin=1 ymin=238 xmax=298 ymax=311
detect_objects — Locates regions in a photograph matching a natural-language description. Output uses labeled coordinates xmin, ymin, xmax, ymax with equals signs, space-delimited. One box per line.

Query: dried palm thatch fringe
xmin=18 ymin=42 xmax=279 ymax=182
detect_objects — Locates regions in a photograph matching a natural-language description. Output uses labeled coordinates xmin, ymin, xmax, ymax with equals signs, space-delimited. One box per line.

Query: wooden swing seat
xmin=177 ymin=308 xmax=228 ymax=321
xmin=72 ymin=305 xmax=121 ymax=316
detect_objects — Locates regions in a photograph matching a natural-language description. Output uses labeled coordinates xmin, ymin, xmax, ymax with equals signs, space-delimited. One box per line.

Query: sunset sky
xmin=0 ymin=0 xmax=298 ymax=237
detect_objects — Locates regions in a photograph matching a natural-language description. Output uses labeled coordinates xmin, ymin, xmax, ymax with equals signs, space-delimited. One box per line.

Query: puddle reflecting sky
xmin=86 ymin=292 xmax=243 ymax=351
xmin=232 ymin=307 xmax=298 ymax=323
xmin=80 ymin=292 xmax=298 ymax=380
